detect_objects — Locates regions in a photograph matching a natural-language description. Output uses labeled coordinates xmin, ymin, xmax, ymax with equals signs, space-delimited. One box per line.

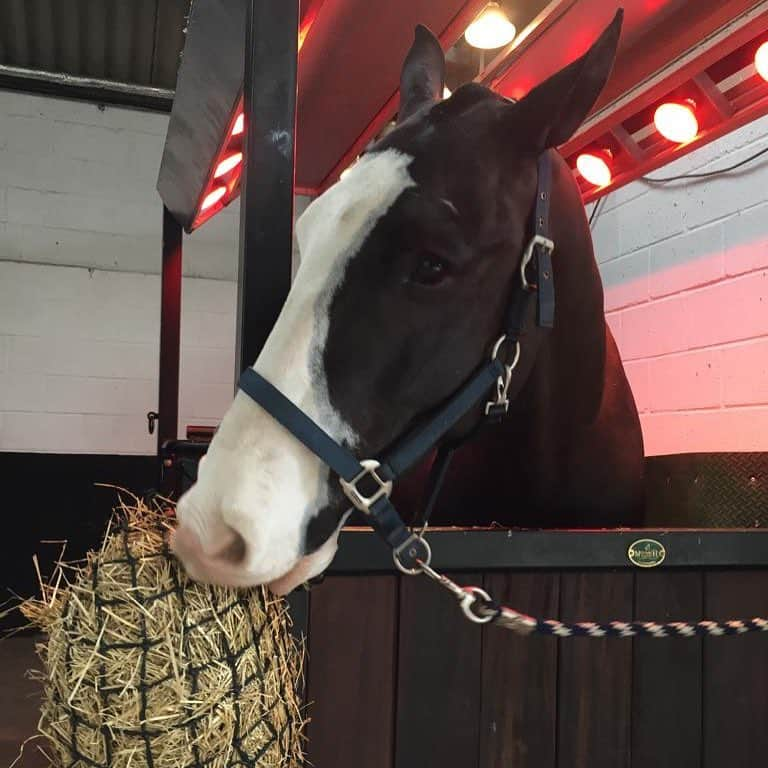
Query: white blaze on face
xmin=172 ymin=149 xmax=416 ymax=593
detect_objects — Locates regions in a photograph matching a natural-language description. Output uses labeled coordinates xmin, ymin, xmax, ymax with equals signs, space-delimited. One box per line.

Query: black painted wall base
xmin=0 ymin=452 xmax=157 ymax=630
xmin=3 ymin=449 xmax=766 ymax=632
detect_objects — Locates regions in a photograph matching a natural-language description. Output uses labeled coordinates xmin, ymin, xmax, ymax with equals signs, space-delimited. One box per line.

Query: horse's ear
xmin=508 ymin=9 xmax=623 ymax=150
xmin=397 ymin=24 xmax=445 ymax=124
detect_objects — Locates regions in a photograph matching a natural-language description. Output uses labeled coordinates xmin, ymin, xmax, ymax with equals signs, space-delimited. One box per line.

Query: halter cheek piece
xmin=238 ymin=152 xmax=555 ymax=573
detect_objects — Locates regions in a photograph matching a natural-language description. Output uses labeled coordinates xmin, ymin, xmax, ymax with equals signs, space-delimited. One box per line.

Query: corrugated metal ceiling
xmin=0 ymin=0 xmax=190 ymax=89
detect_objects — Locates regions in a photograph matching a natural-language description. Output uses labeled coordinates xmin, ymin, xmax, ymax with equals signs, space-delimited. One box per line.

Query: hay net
xmin=21 ymin=495 xmax=305 ymax=768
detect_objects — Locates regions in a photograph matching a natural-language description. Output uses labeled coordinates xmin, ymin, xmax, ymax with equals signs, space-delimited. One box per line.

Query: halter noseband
xmin=237 ymin=152 xmax=555 ymax=573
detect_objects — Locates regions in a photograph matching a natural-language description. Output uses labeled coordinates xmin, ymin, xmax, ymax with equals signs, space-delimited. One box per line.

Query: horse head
xmin=171 ymin=11 xmax=626 ymax=593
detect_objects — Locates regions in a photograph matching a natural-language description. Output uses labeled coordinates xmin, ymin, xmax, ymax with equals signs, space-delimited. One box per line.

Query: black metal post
xmin=158 ymin=206 xmax=183 ymax=462
xmin=235 ymin=0 xmax=299 ymax=378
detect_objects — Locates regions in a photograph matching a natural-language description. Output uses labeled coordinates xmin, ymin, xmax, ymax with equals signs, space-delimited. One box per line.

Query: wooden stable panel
xmin=305 ymin=576 xmax=398 ymax=768
xmin=478 ymin=572 xmax=559 ymax=768
xmin=633 ymin=571 xmax=704 ymax=768
xmin=304 ymin=568 xmax=768 ymax=768
xmin=703 ymin=570 xmax=768 ymax=767
xmin=556 ymin=571 xmax=634 ymax=767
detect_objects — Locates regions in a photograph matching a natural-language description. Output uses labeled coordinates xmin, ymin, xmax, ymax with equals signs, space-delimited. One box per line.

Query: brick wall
xmin=0 ymin=91 xmax=306 ymax=454
xmin=0 ymin=261 xmax=237 ymax=454
xmin=2 ymin=90 xmax=767 ymax=456
xmin=592 ymin=113 xmax=768 ymax=455
xmin=0 ymin=90 xmax=242 ymax=280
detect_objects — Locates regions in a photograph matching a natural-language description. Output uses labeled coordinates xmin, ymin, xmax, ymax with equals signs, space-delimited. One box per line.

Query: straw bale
xmin=20 ymin=495 xmax=305 ymax=768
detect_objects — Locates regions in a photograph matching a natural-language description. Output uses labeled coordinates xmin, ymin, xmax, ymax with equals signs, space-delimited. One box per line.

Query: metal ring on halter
xmin=393 ymin=535 xmax=432 ymax=575
xmin=460 ymin=587 xmax=496 ymax=624
xmin=491 ymin=334 xmax=522 ymax=370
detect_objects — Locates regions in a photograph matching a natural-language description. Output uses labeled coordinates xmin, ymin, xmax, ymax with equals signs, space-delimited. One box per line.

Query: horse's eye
xmin=410 ymin=255 xmax=449 ymax=286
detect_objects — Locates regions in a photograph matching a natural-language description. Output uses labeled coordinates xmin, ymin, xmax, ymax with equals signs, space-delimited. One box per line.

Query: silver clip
xmin=485 ymin=335 xmax=521 ymax=415
xmin=459 ymin=587 xmax=495 ymax=624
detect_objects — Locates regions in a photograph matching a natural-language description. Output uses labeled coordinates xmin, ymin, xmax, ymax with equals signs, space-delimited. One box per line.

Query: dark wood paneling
xmin=306 ymin=575 xmax=398 ymax=768
xmin=633 ymin=571 xmax=703 ymax=768
xmin=0 ymin=636 xmax=47 ymax=768
xmin=703 ymin=570 xmax=768 ymax=768
xmin=331 ymin=529 xmax=768 ymax=573
xmin=557 ymin=571 xmax=633 ymax=768
xmin=396 ymin=572 xmax=483 ymax=768
xmin=479 ymin=571 xmax=559 ymax=768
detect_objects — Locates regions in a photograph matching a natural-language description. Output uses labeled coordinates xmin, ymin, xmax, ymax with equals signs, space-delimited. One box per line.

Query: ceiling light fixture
xmin=576 ymin=150 xmax=613 ymax=187
xmin=465 ymin=2 xmax=516 ymax=50
xmin=654 ymin=100 xmax=699 ymax=143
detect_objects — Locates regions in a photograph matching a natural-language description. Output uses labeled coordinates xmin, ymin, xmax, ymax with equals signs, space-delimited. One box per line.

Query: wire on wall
xmin=588 ymin=141 xmax=768 ymax=229
xmin=588 ymin=194 xmax=608 ymax=230
xmin=641 ymin=143 xmax=768 ymax=184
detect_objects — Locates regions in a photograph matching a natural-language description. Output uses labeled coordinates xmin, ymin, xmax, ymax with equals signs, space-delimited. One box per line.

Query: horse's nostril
xmin=215 ymin=528 xmax=247 ymax=565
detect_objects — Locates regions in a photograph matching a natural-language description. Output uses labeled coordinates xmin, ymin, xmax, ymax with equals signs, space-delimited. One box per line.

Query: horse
xmin=171 ymin=9 xmax=644 ymax=595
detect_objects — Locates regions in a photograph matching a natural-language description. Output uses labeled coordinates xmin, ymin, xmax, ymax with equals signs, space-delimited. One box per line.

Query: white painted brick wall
xmin=0 ymin=90 xmax=242 ymax=281
xmin=3 ymin=89 xmax=767 ymax=457
xmin=0 ymin=260 xmax=237 ymax=454
xmin=0 ymin=91 xmax=307 ymax=455
xmin=593 ymin=112 xmax=768 ymax=454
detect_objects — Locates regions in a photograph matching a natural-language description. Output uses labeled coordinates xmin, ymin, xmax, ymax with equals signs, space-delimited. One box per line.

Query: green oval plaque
xmin=627 ymin=538 xmax=666 ymax=568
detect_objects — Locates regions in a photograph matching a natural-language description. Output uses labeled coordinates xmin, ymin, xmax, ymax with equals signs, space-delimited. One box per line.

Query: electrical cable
xmin=588 ymin=194 xmax=607 ymax=229
xmin=641 ymin=143 xmax=768 ymax=183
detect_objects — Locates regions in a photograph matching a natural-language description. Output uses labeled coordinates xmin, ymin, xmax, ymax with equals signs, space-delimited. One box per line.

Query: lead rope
xmin=410 ymin=550 xmax=768 ymax=638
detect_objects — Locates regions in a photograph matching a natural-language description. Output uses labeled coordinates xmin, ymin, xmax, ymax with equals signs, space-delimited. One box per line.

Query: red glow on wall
xmin=214 ymin=152 xmax=243 ymax=178
xmin=602 ymin=241 xmax=768 ymax=455
xmin=200 ymin=186 xmax=227 ymax=211
xmin=298 ymin=0 xmax=326 ymax=50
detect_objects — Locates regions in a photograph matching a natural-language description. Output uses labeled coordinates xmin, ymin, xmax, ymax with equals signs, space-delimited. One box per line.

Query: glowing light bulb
xmin=200 ymin=186 xmax=226 ymax=211
xmin=654 ymin=101 xmax=698 ymax=144
xmin=576 ymin=151 xmax=612 ymax=187
xmin=443 ymin=86 xmax=452 ymax=99
xmin=214 ymin=152 xmax=243 ymax=178
xmin=232 ymin=113 xmax=244 ymax=136
xmin=465 ymin=3 xmax=516 ymax=50
xmin=756 ymin=41 xmax=768 ymax=82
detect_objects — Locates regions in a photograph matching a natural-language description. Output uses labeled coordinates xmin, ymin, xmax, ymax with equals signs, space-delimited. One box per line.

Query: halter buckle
xmin=339 ymin=459 xmax=393 ymax=514
xmin=485 ymin=335 xmax=521 ymax=416
xmin=520 ymin=234 xmax=555 ymax=291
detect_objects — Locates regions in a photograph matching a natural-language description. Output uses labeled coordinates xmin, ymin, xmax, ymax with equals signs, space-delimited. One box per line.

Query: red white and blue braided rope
xmin=416 ymin=559 xmax=768 ymax=638
xmin=491 ymin=606 xmax=768 ymax=638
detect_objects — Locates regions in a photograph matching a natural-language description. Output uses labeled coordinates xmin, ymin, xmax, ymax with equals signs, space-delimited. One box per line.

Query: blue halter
xmin=238 ymin=152 xmax=554 ymax=572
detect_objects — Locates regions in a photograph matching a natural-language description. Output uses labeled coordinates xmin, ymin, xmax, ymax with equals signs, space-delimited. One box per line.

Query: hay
xmin=20 ymin=494 xmax=305 ymax=768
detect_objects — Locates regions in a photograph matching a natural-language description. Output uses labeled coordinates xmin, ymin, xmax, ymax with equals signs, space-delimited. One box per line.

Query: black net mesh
xmin=27 ymin=505 xmax=304 ymax=768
